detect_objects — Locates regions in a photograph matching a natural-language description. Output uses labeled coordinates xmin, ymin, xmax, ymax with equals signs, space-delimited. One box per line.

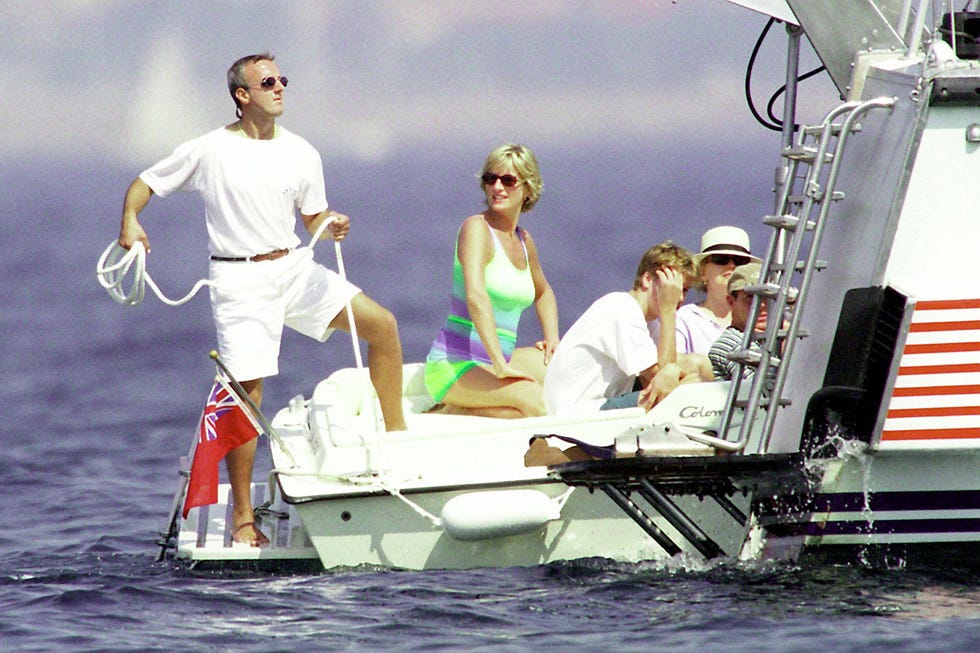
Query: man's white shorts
xmin=208 ymin=250 xmax=360 ymax=381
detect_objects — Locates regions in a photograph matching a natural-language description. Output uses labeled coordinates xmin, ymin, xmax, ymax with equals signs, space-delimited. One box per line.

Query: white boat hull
xmin=169 ymin=355 xmax=978 ymax=569
xmin=290 ymin=483 xmax=750 ymax=571
xmin=785 ymin=449 xmax=980 ymax=548
xmin=253 ymin=367 xmax=755 ymax=570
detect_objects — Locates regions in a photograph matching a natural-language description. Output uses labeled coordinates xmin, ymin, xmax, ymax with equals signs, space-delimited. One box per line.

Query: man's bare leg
xmin=330 ymin=293 xmax=407 ymax=431
xmin=225 ymin=377 xmax=269 ymax=546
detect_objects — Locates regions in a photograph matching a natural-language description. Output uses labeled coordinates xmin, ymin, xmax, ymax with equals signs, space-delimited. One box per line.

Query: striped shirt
xmin=708 ymin=326 xmax=754 ymax=380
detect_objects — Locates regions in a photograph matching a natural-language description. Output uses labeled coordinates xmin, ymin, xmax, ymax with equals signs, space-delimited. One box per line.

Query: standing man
xmin=543 ymin=242 xmax=712 ymax=415
xmin=118 ymin=53 xmax=406 ymax=546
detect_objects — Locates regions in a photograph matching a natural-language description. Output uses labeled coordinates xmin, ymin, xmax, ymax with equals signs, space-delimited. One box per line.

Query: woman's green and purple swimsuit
xmin=424 ymin=223 xmax=535 ymax=401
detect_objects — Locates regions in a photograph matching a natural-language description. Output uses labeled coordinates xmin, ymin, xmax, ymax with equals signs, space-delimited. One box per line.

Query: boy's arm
xmin=654 ymin=268 xmax=684 ymax=368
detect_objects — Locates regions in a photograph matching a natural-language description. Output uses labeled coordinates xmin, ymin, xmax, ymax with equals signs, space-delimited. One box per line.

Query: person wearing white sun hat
xmin=650 ymin=225 xmax=761 ymax=355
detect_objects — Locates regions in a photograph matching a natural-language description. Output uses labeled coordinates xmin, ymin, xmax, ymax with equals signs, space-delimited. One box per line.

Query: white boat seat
xmin=306 ymin=364 xmax=740 ymax=452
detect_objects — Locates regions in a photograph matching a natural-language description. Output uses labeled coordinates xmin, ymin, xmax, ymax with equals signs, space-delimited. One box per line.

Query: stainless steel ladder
xmin=690 ymin=96 xmax=896 ymax=453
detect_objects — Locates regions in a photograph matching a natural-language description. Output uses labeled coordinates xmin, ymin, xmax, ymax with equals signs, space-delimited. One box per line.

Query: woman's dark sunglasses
xmin=254 ymin=76 xmax=288 ymax=90
xmin=481 ymin=172 xmax=521 ymax=187
xmin=705 ymin=254 xmax=750 ymax=266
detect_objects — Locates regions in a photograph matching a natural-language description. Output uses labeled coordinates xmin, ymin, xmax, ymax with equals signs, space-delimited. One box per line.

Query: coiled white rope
xmin=96 ymin=240 xmax=212 ymax=306
xmin=96 ymin=217 xmax=338 ymax=307
xmin=97 ymin=216 xmax=382 ymax=439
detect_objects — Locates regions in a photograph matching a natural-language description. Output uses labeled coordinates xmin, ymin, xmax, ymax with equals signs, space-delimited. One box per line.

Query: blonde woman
xmin=424 ymin=144 xmax=559 ymax=418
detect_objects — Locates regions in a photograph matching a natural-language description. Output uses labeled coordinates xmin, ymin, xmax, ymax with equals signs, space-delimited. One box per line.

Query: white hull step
xmin=176 ymin=482 xmax=319 ymax=563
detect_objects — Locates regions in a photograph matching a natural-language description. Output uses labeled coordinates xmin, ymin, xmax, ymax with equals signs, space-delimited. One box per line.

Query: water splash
xmin=818 ymin=433 xmax=878 ymax=550
xmin=839 ymin=439 xmax=875 ymax=538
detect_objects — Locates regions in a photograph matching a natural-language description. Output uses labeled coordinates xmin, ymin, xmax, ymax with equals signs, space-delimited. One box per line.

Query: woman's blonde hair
xmin=479 ymin=143 xmax=543 ymax=212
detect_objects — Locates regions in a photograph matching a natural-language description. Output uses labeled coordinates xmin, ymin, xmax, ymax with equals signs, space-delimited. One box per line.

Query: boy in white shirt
xmin=544 ymin=242 xmax=711 ymax=415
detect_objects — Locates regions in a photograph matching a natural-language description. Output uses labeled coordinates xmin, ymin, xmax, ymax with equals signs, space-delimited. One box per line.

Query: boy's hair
xmin=633 ymin=241 xmax=695 ymax=289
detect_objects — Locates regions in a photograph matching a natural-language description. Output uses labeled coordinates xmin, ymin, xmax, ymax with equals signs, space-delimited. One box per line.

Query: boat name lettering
xmin=679 ymin=405 xmax=723 ymax=419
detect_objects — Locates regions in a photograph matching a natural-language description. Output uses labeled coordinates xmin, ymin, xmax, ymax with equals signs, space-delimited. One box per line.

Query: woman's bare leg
xmin=441 ymin=364 xmax=545 ymax=418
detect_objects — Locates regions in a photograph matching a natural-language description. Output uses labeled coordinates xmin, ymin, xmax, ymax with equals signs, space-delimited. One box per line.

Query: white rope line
xmin=333 ymin=473 xmax=442 ymax=527
xmin=377 ymin=480 xmax=443 ymax=528
xmin=96 ymin=216 xmax=338 ymax=307
xmin=275 ymin=467 xmax=574 ymax=532
xmin=268 ymin=467 xmax=326 ymax=478
xmin=332 ymin=239 xmax=362 ymax=370
xmin=96 ymin=240 xmax=216 ymax=306
xmin=331 ymin=236 xmax=380 ymax=434
xmin=259 ymin=468 xmax=435 ymax=527
xmin=553 ymin=486 xmax=575 ymax=513
xmin=335 ymin=475 xmax=573 ymax=529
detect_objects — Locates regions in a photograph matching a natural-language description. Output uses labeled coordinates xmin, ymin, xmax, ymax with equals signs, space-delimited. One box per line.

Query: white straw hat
xmin=694 ymin=226 xmax=761 ymax=264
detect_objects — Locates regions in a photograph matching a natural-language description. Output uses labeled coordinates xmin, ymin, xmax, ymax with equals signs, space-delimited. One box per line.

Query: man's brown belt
xmin=210 ymin=248 xmax=290 ymax=263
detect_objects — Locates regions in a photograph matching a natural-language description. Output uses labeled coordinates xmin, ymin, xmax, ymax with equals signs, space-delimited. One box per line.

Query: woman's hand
xmin=492 ymin=362 xmax=536 ymax=382
xmin=535 ymin=338 xmax=559 ymax=365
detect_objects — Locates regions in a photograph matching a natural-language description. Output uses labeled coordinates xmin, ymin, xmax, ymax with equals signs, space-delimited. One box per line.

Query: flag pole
xmin=156 ymin=430 xmax=197 ymax=562
xmin=209 ymin=350 xmax=297 ymax=467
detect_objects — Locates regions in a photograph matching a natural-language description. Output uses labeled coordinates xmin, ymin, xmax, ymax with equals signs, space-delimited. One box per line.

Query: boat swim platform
xmin=551 ymin=452 xmax=807 ymax=494
xmin=167 ymin=482 xmax=322 ymax=568
xmin=549 ymin=453 xmax=808 ymax=559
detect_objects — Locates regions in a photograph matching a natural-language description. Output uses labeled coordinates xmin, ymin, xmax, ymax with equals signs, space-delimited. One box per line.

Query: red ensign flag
xmin=182 ymin=378 xmax=260 ymax=518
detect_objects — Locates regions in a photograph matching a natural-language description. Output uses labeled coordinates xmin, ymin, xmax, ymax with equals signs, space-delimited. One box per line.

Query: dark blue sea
xmin=2 ymin=141 xmax=978 ymax=652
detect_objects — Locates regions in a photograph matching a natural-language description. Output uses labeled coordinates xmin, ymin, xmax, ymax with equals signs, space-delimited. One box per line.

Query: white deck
xmin=175 ymin=482 xmax=319 ymax=563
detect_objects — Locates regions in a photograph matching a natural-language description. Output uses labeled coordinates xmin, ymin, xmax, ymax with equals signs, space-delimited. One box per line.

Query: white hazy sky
xmin=5 ymin=0 xmax=836 ymax=167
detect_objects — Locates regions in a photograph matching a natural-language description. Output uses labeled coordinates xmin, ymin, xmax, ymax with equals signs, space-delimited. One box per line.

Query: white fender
xmin=440 ymin=490 xmax=562 ymax=541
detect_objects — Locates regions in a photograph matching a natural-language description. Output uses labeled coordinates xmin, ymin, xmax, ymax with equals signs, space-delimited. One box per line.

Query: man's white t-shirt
xmin=140 ymin=126 xmax=328 ymax=258
xmin=543 ymin=292 xmax=658 ymax=415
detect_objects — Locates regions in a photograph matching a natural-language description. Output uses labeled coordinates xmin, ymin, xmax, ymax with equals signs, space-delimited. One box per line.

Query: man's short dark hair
xmin=227 ymin=52 xmax=275 ymax=117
